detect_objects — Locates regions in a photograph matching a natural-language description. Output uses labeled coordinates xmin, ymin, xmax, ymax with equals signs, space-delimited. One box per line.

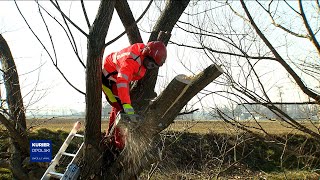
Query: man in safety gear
xmin=102 ymin=41 xmax=167 ymax=150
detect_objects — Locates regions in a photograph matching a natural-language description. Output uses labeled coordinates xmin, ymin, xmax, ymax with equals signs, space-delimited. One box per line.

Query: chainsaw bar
xmin=107 ymin=112 xmax=143 ymax=137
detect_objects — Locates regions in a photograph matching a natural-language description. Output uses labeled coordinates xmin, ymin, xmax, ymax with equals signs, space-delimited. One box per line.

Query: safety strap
xmin=102 ymin=69 xmax=118 ymax=82
xmin=106 ymin=71 xmax=118 ymax=79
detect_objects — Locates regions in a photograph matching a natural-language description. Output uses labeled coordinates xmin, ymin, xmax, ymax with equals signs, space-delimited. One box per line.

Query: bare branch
xmin=0 ymin=113 xmax=28 ymax=151
xmin=104 ymin=0 xmax=153 ymax=47
xmin=241 ymin=102 xmax=319 ymax=105
xmin=178 ymin=108 xmax=199 ymax=116
xmin=36 ymin=2 xmax=86 ymax=68
xmin=216 ymin=108 xmax=261 ymax=136
xmin=37 ymin=2 xmax=58 ymax=65
xmin=49 ymin=0 xmax=89 ymax=37
xmin=115 ymin=0 xmax=144 ymax=44
xmin=240 ymin=0 xmax=320 ymax=104
xmin=283 ymin=0 xmax=301 ymax=14
xmin=226 ymin=1 xmax=250 ymax=23
xmin=299 ymin=0 xmax=320 ymax=55
xmin=237 ymin=1 xmax=308 ymax=39
xmin=170 ymin=40 xmax=278 ymax=61
xmin=131 ymin=0 xmax=190 ymax=112
xmin=81 ymin=0 xmax=91 ymax=29
xmin=14 ymin=1 xmax=85 ymax=95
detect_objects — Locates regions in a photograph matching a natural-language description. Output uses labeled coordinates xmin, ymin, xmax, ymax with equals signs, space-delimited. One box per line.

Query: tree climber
xmin=102 ymin=41 xmax=167 ymax=150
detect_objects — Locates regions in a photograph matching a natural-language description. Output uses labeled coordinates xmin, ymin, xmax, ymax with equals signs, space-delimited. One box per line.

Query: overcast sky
xmin=0 ymin=1 xmax=192 ymax=115
xmin=0 ymin=1 xmax=317 ymax=117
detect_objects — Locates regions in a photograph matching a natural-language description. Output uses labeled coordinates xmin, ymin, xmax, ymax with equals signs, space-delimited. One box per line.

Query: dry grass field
xmin=1 ymin=119 xmax=319 ymax=179
xmin=169 ymin=120 xmax=320 ymax=135
xmin=25 ymin=118 xmax=320 ymax=135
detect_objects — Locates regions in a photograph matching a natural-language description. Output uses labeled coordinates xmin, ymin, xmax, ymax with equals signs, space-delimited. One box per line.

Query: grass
xmin=26 ymin=118 xmax=109 ymax=132
xmin=25 ymin=118 xmax=320 ymax=135
xmin=168 ymin=119 xmax=320 ymax=135
xmin=262 ymin=170 xmax=320 ymax=180
xmin=1 ymin=119 xmax=320 ymax=179
xmin=0 ymin=168 xmax=12 ymax=180
xmin=143 ymin=170 xmax=320 ymax=180
xmin=140 ymin=131 xmax=320 ymax=179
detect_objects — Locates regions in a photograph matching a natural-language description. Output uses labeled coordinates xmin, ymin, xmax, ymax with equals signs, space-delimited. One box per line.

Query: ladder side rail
xmin=61 ymin=142 xmax=84 ymax=180
xmin=40 ymin=121 xmax=82 ymax=180
xmin=69 ymin=142 xmax=84 ymax=165
xmin=50 ymin=122 xmax=80 ymax=168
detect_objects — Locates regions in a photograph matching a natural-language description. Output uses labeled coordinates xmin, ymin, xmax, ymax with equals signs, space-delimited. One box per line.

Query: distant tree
xmin=170 ymin=0 xmax=320 ymax=138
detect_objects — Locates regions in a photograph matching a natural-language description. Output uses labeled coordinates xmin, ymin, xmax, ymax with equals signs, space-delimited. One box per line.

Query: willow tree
xmin=170 ymin=0 xmax=320 ymax=139
xmin=0 ymin=34 xmax=29 ymax=179
xmin=14 ymin=0 xmax=223 ymax=179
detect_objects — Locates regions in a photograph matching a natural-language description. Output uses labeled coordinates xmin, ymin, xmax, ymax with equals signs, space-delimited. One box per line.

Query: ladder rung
xmin=41 ymin=121 xmax=84 ymax=180
xmin=74 ymin=134 xmax=84 ymax=138
xmin=62 ymin=152 xmax=76 ymax=157
xmin=48 ymin=171 xmax=64 ymax=178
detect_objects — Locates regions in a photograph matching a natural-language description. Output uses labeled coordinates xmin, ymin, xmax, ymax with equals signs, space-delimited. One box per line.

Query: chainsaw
xmin=107 ymin=112 xmax=142 ymax=138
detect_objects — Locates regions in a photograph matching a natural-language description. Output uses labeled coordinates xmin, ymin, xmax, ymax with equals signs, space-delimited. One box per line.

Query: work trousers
xmin=102 ymin=74 xmax=126 ymax=150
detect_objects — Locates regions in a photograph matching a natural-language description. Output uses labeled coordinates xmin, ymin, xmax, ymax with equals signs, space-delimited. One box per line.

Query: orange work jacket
xmin=102 ymin=43 xmax=147 ymax=104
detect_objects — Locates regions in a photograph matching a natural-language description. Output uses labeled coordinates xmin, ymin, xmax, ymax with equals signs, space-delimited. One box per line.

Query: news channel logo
xmin=30 ymin=140 xmax=52 ymax=162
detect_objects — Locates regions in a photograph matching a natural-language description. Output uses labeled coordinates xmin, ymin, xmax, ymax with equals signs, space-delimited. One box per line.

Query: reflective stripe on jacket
xmin=103 ymin=43 xmax=147 ymax=104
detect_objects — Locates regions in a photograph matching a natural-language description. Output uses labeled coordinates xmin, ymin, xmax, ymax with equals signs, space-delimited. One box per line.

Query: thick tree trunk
xmin=0 ymin=34 xmax=29 ymax=179
xmin=9 ymin=139 xmax=29 ymax=180
xmin=131 ymin=0 xmax=191 ymax=112
xmin=51 ymin=0 xmax=219 ymax=179
xmin=0 ymin=37 xmax=27 ymax=129
xmin=101 ymin=1 xmax=206 ymax=178
xmin=82 ymin=1 xmax=116 ymax=179
xmin=0 ymin=35 xmax=28 ymax=147
xmin=105 ymin=65 xmax=223 ymax=179
xmin=146 ymin=64 xmax=224 ymax=133
xmin=115 ymin=0 xmax=143 ymax=44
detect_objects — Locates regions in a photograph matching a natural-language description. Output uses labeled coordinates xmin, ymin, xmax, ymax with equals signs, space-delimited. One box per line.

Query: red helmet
xmin=142 ymin=41 xmax=167 ymax=66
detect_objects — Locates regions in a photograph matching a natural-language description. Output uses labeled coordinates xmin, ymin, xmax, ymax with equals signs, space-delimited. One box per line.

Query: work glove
xmin=123 ymin=104 xmax=134 ymax=115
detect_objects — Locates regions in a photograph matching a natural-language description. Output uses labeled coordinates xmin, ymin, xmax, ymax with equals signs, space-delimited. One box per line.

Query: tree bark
xmin=131 ymin=0 xmax=191 ymax=112
xmin=106 ymin=64 xmax=223 ymax=179
xmin=115 ymin=0 xmax=143 ymax=44
xmin=0 ymin=34 xmax=29 ymax=179
xmin=103 ymin=1 xmax=203 ymax=178
xmin=0 ymin=34 xmax=27 ymax=141
xmin=82 ymin=1 xmax=116 ymax=179
xmin=145 ymin=64 xmax=224 ymax=133
xmin=0 ymin=35 xmax=27 ymax=130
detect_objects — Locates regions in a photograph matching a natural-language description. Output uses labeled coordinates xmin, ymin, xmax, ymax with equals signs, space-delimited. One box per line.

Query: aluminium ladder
xmin=41 ymin=121 xmax=84 ymax=180
xmin=41 ymin=113 xmax=139 ymax=179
